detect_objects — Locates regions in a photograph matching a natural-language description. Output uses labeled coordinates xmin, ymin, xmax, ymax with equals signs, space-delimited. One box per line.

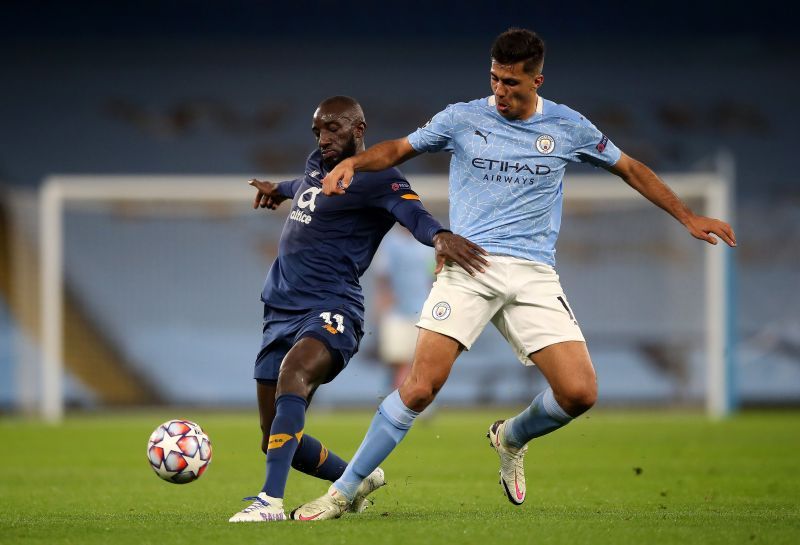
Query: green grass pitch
xmin=1 ymin=409 xmax=799 ymax=544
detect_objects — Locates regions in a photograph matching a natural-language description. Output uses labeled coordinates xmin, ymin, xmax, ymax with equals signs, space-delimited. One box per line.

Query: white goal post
xmin=37 ymin=167 xmax=735 ymax=422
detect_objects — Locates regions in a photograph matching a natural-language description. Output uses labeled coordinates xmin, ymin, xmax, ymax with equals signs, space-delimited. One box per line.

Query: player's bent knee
xmin=573 ymin=386 xmax=597 ymax=414
xmin=276 ymin=361 xmax=326 ymax=399
xmin=556 ymin=382 xmax=597 ymax=417
xmin=399 ymin=382 xmax=437 ymax=413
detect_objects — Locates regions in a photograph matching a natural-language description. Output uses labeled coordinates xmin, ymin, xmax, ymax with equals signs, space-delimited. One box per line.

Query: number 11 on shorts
xmin=320 ymin=312 xmax=345 ymax=334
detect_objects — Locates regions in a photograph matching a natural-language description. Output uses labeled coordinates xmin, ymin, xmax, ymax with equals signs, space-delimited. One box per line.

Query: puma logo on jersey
xmin=474 ymin=129 xmax=490 ymax=143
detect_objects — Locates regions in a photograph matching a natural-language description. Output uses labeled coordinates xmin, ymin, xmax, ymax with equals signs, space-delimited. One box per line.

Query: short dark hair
xmin=491 ymin=28 xmax=545 ymax=75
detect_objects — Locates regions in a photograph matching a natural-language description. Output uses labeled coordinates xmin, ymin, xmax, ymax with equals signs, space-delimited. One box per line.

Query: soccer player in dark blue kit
xmin=228 ymin=96 xmax=488 ymax=522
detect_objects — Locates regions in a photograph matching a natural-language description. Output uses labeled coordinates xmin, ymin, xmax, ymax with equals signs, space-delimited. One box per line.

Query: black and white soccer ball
xmin=146 ymin=419 xmax=212 ymax=484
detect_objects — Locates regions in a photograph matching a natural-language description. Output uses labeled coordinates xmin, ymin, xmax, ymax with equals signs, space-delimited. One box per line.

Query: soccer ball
xmin=146 ymin=419 xmax=212 ymax=484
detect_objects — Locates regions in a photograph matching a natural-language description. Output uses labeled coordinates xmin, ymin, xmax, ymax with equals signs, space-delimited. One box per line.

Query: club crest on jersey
xmin=432 ymin=302 xmax=451 ymax=321
xmin=535 ymin=134 xmax=555 ymax=154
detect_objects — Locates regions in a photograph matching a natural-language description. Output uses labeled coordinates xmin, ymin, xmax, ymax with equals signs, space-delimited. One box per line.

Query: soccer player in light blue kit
xmin=374 ymin=228 xmax=436 ymax=389
xmin=292 ymin=29 xmax=736 ymax=519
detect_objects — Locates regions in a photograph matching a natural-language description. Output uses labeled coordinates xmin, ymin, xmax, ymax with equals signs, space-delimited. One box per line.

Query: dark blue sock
xmin=262 ymin=394 xmax=307 ymax=498
xmin=291 ymin=434 xmax=348 ymax=482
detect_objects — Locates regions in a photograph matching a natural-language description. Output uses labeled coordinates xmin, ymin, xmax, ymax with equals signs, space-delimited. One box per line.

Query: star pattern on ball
xmin=157 ymin=461 xmax=179 ymax=480
xmin=148 ymin=419 xmax=212 ymax=484
xmin=183 ymin=425 xmax=206 ymax=441
xmin=182 ymin=448 xmax=209 ymax=477
xmin=154 ymin=426 xmax=183 ymax=457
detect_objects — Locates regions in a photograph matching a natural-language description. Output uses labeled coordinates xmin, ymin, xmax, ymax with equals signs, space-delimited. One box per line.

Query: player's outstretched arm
xmin=248 ymin=179 xmax=289 ymax=210
xmin=607 ymin=153 xmax=737 ymax=247
xmin=322 ymin=138 xmax=420 ymax=196
xmin=387 ymin=192 xmax=489 ymax=276
xmin=433 ymin=231 xmax=489 ymax=276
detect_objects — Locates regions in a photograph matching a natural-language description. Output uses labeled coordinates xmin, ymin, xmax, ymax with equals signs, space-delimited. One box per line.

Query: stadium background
xmin=1 ymin=0 xmax=798 ymax=414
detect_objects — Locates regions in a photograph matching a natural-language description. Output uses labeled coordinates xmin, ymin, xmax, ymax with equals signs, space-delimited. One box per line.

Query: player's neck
xmin=518 ymin=94 xmax=539 ymax=121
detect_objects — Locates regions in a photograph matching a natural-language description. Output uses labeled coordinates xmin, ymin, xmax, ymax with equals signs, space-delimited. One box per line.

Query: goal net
xmin=21 ymin=169 xmax=734 ymax=421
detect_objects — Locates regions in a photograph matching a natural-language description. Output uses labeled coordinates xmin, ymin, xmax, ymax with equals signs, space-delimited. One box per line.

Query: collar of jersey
xmin=486 ymin=95 xmax=544 ymax=123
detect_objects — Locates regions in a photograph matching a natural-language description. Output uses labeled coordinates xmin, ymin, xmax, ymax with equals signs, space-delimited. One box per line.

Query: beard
xmin=323 ymin=136 xmax=358 ymax=169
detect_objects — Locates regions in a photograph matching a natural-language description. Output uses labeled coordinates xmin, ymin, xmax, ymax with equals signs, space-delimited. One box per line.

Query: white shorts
xmin=378 ymin=313 xmax=420 ymax=364
xmin=416 ymin=256 xmax=585 ymax=365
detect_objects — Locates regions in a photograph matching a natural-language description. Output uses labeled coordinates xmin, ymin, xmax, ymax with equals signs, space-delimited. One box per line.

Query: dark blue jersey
xmin=260 ymin=149 xmax=445 ymax=323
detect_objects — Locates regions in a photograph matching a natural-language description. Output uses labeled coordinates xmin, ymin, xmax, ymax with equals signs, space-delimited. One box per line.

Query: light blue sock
xmin=333 ymin=390 xmax=418 ymax=500
xmin=503 ymin=388 xmax=572 ymax=449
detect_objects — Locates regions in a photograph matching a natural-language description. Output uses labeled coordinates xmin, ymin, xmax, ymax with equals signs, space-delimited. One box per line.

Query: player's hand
xmin=322 ymin=159 xmax=355 ymax=196
xmin=684 ymin=214 xmax=737 ymax=247
xmin=433 ymin=231 xmax=490 ymax=276
xmin=248 ymin=179 xmax=288 ymax=210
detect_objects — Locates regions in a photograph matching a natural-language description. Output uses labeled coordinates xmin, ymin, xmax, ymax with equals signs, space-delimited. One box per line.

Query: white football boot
xmin=228 ymin=492 xmax=286 ymax=522
xmin=290 ymin=484 xmax=351 ymax=521
xmin=291 ymin=467 xmax=386 ymax=520
xmin=348 ymin=467 xmax=387 ymax=513
xmin=487 ymin=420 xmax=528 ymax=505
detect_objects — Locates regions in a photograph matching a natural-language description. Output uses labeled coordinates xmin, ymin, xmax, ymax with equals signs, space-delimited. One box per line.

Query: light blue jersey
xmin=407 ymin=96 xmax=621 ymax=266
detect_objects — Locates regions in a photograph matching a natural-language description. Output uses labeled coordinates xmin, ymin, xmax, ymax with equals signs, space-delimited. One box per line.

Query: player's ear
xmin=353 ymin=121 xmax=366 ymax=139
xmin=533 ymin=74 xmax=544 ymax=89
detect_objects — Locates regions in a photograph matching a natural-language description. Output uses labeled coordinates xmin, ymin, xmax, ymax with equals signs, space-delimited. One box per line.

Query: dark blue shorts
xmin=254 ymin=305 xmax=363 ymax=383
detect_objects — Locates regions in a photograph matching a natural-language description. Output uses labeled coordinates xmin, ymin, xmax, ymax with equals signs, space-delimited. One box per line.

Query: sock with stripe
xmin=503 ymin=388 xmax=573 ymax=449
xmin=262 ymin=393 xmax=307 ymax=498
xmin=291 ymin=434 xmax=347 ymax=482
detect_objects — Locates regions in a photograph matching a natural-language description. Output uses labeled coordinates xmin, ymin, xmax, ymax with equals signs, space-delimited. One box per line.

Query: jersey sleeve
xmin=363 ymin=174 xmax=445 ymax=246
xmin=407 ymin=104 xmax=457 ymax=153
xmin=277 ymin=177 xmax=303 ymax=198
xmin=567 ymin=116 xmax=622 ymax=167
